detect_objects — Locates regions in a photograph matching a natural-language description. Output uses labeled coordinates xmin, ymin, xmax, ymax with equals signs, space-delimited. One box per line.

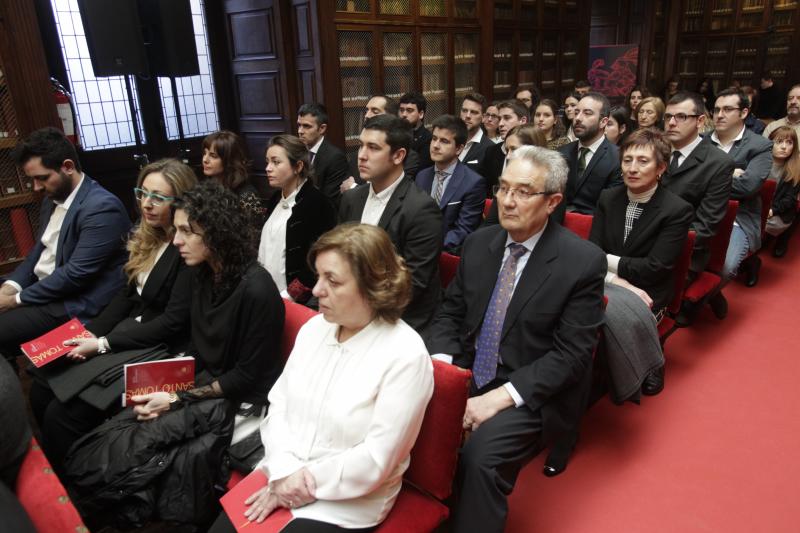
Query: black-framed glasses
xmin=664 ymin=112 xmax=701 ymax=123
xmin=134 ymin=187 xmax=175 ymax=207
xmin=493 ymin=185 xmax=551 ymax=201
xmin=712 ymin=106 xmax=741 ymax=115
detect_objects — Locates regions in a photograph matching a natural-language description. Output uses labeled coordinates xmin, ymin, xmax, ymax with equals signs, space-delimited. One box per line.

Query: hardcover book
xmin=20 ymin=318 xmax=92 ymax=368
xmin=122 ymin=356 xmax=195 ymax=407
xmin=220 ymin=469 xmax=293 ymax=532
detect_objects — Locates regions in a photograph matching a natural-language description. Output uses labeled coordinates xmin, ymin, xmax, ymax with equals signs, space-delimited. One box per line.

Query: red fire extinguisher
xmin=51 ymin=77 xmax=79 ymax=146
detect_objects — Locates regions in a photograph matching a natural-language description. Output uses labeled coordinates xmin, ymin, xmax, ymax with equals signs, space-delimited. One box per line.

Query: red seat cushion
xmin=375 ymin=484 xmax=450 ymax=533
xmin=404 ymin=360 xmax=470 ymax=501
xmin=683 ymin=272 xmax=722 ymax=302
xmin=439 ymin=253 xmax=460 ymax=288
xmin=563 ymin=212 xmax=593 ymax=240
xmin=281 ymin=300 xmax=318 ymax=360
xmin=16 ymin=438 xmax=88 ymax=533
xmin=227 ymin=470 xmax=245 ymax=491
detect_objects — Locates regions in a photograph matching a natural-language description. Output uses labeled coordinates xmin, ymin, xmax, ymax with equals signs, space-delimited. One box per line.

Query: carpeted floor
xmin=507 ymin=237 xmax=800 ymax=533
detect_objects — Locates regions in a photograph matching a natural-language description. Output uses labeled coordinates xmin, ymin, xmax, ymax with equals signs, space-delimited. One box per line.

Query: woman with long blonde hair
xmin=766 ymin=126 xmax=800 ymax=256
xmin=29 ymin=158 xmax=198 ymax=471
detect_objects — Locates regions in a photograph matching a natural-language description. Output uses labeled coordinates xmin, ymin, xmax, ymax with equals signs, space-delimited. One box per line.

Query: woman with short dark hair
xmin=210 ymin=223 xmax=434 ymax=533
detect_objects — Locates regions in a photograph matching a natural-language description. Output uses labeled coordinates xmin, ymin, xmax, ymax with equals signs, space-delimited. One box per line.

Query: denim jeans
xmin=722 ymin=224 xmax=750 ymax=279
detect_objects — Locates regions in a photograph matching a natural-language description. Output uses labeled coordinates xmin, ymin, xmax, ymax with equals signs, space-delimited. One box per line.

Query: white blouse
xmin=258 ymin=183 xmax=303 ymax=294
xmin=257 ymin=314 xmax=434 ymax=528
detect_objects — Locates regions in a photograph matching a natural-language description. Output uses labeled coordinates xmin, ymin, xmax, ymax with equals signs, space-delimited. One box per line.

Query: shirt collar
xmin=466 ymin=128 xmax=484 ymax=145
xmin=309 ymin=136 xmax=324 ymax=155
xmin=368 ymin=172 xmax=405 ymax=203
xmin=434 ymin=159 xmax=458 ymax=176
xmin=504 ymin=219 xmax=548 ymax=254
xmin=676 ymin=134 xmax=703 ymax=159
xmin=322 ymin=317 xmax=384 ymax=349
xmin=711 ymin=125 xmax=746 ymax=147
xmin=579 ymin=134 xmax=605 ymax=154
xmin=280 ymin=178 xmax=306 ymax=206
xmin=56 ymin=174 xmax=85 ymax=210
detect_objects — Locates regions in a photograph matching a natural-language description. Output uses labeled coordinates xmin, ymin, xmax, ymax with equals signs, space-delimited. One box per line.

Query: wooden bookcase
xmin=0 ymin=0 xmax=61 ymax=275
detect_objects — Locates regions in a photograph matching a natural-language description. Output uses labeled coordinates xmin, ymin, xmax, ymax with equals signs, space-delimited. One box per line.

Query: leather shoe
xmin=641 ymin=367 xmax=664 ymax=396
xmin=709 ymin=292 xmax=728 ymax=319
xmin=675 ymin=300 xmax=698 ymax=328
xmin=543 ymin=451 xmax=569 ymax=477
xmin=773 ymin=232 xmax=790 ymax=258
xmin=744 ymin=255 xmax=761 ymax=287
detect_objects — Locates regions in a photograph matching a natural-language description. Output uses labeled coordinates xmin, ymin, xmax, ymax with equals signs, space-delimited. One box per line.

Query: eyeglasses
xmin=663 ymin=112 xmax=701 ymax=123
xmin=484 ymin=113 xmax=500 ymax=121
xmin=134 ymin=187 xmax=175 ymax=207
xmin=493 ymin=185 xmax=551 ymax=201
xmin=712 ymin=106 xmax=741 ymax=115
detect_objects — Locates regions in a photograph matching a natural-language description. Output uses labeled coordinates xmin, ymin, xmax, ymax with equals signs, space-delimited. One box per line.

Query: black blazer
xmin=558 ymin=138 xmax=622 ymax=214
xmin=427 ymin=222 xmax=606 ymax=446
xmin=661 ymin=137 xmax=734 ymax=274
xmin=264 ymin=180 xmax=337 ymax=289
xmin=311 ymin=137 xmax=349 ymax=206
xmin=589 ymin=186 xmax=694 ymax=311
xmin=339 ymin=177 xmax=442 ymax=331
xmin=772 ymin=176 xmax=800 ymax=223
xmin=412 ymin=124 xmax=433 ymax=170
xmin=461 ymin=132 xmax=494 ymax=174
xmin=475 ymin=142 xmax=506 ymax=198
xmin=86 ymin=243 xmax=192 ymax=352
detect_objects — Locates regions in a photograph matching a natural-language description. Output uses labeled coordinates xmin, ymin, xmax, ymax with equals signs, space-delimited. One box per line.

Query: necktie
xmin=433 ymin=170 xmax=447 ymax=204
xmin=578 ymin=147 xmax=590 ymax=175
xmin=472 ymin=243 xmax=528 ymax=389
xmin=310 ymin=151 xmax=316 ymax=165
xmin=669 ymin=150 xmax=680 ymax=175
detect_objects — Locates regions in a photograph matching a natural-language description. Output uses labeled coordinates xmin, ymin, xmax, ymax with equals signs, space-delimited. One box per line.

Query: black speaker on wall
xmin=139 ymin=0 xmax=200 ymax=77
xmin=77 ymin=0 xmax=199 ymax=78
xmin=77 ymin=0 xmax=148 ymax=77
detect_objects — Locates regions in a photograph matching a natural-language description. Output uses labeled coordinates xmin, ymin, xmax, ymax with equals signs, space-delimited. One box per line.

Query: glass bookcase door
xmin=738 ymin=0 xmax=765 ymax=29
xmin=518 ymin=35 xmax=535 ymax=92
xmin=709 ymin=0 xmax=735 ymax=30
xmin=703 ymin=38 xmax=730 ymax=83
xmin=561 ymin=34 xmax=578 ymax=95
xmin=379 ymin=0 xmax=411 ymax=16
xmin=520 ymin=0 xmax=538 ymax=22
xmin=682 ymin=0 xmax=706 ymax=31
xmin=336 ymin=0 xmax=371 ymax=14
xmin=765 ymin=33 xmax=792 ymax=81
xmin=772 ymin=0 xmax=798 ymax=27
xmin=493 ymin=36 xmax=513 ymax=96
xmin=338 ymin=31 xmax=375 ymax=159
xmin=494 ymin=0 xmax=514 ymax=20
xmin=454 ymin=33 xmax=478 ymax=109
xmin=419 ymin=0 xmax=446 ymax=17
xmin=421 ymin=33 xmax=448 ymax=121
xmin=454 ymin=0 xmax=477 ymax=18
xmin=540 ymin=33 xmax=558 ymax=98
xmin=677 ymin=39 xmax=702 ymax=89
xmin=543 ymin=0 xmax=559 ymax=22
xmin=383 ymin=32 xmax=414 ymax=102
xmin=731 ymin=36 xmax=759 ymax=84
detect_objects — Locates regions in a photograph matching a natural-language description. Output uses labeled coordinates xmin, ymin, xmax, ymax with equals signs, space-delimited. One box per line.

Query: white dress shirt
xmin=3 ymin=176 xmax=84 ymax=304
xmin=432 ymin=222 xmax=548 ymax=407
xmin=459 ymin=128 xmax=485 ymax=162
xmin=360 ymin=172 xmax=404 ymax=226
xmin=259 ymin=315 xmax=434 ymax=528
xmin=710 ymin=125 xmax=746 ymax=154
xmin=309 ymin=136 xmax=324 ymax=165
xmin=578 ymin=134 xmax=606 ymax=170
xmin=258 ymin=181 xmax=304 ymax=295
xmin=671 ymin=134 xmax=703 ymax=168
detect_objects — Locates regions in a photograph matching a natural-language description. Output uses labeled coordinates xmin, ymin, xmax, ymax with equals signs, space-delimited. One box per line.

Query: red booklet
xmin=20 ymin=318 xmax=92 ymax=368
xmin=220 ymin=469 xmax=293 ymax=532
xmin=122 ymin=356 xmax=195 ymax=407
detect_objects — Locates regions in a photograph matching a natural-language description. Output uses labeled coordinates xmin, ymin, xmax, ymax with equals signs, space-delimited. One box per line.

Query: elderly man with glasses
xmin=660 ymin=92 xmax=735 ymax=326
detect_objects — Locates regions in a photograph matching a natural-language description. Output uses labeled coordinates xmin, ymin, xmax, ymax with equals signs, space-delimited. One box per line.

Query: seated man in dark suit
xmin=709 ymin=87 xmax=773 ymax=300
xmin=427 ymin=145 xmax=606 ymax=533
xmin=662 ymin=92 xmax=734 ymax=326
xmin=296 ymin=102 xmax=349 ymax=206
xmin=339 ymin=114 xmax=442 ymax=333
xmin=476 ymin=99 xmax=529 ymax=197
xmin=458 ymin=92 xmax=494 ymax=173
xmin=400 ymin=91 xmax=433 ymax=171
xmin=415 ymin=115 xmax=486 ymax=254
xmin=0 ymin=128 xmax=131 ymax=367
xmin=557 ymin=91 xmax=622 ymax=219
xmin=340 ymin=94 xmax=420 ymax=192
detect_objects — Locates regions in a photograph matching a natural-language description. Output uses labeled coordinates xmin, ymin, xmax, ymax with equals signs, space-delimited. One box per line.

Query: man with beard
xmin=557 ymin=92 xmax=622 ymax=218
xmin=763 ymin=84 xmax=800 ymax=139
xmin=0 ymin=128 xmax=130 ymax=369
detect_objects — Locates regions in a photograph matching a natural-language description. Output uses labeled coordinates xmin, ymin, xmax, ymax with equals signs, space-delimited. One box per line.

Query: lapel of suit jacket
xmin=140 ymin=244 xmax=180 ymax=302
xmin=417 ymin=168 xmax=434 ymax=197
xmin=666 ymin=141 xmax=704 ymax=180
xmin=56 ymin=177 xmax=92 ymax=265
xmin=622 ymin=185 xmax=665 ymax=250
xmin=439 ymin=162 xmax=465 ymax=208
xmin=345 ymin=184 xmax=370 ymax=222
xmin=575 ymin=138 xmax=608 ymax=193
xmin=377 ymin=177 xmax=409 ymax=230
xmin=472 ymin=228 xmax=508 ymax=330
xmin=501 ymin=222 xmax=557 ymax=339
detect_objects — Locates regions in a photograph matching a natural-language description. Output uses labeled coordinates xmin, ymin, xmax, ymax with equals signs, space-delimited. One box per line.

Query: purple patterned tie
xmin=473 ymin=243 xmax=528 ymax=388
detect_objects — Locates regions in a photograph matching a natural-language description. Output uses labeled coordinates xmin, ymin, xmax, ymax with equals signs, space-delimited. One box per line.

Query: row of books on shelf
xmin=0 ymin=207 xmax=35 ymax=263
xmin=421 ymin=73 xmax=445 ymax=92
xmin=339 ymin=37 xmax=371 ymax=60
xmin=1 ymin=170 xmax=32 ymax=197
xmin=342 ymin=76 xmax=372 ymax=99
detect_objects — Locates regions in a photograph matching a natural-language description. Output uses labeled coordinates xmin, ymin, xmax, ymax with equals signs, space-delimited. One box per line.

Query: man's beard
xmin=50 ymin=171 xmax=74 ymax=202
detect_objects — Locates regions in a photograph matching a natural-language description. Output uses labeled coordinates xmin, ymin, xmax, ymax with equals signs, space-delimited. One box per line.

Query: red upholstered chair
xmin=683 ymin=200 xmax=738 ymax=318
xmin=226 ymin=361 xmax=472 ymax=533
xmin=658 ymin=231 xmax=696 ymax=344
xmin=563 ymin=212 xmax=593 ymax=240
xmin=483 ymin=198 xmax=492 ymax=219
xmin=280 ymin=299 xmax=319 ymax=360
xmin=16 ymin=438 xmax=88 ymax=533
xmin=439 ymin=252 xmax=460 ymax=288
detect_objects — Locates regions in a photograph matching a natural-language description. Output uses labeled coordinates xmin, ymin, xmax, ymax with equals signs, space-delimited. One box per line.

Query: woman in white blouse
xmin=212 ymin=223 xmax=434 ymax=533
xmin=258 ymin=135 xmax=336 ymax=303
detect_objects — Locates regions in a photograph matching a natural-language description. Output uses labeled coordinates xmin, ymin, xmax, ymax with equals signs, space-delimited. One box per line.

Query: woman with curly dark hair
xmin=202 ymin=130 xmax=268 ymax=226
xmin=134 ymin=179 xmax=284 ymax=413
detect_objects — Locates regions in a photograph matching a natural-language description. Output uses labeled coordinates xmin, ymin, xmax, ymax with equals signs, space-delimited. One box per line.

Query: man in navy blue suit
xmin=416 ymin=115 xmax=486 ymax=254
xmin=0 ymin=128 xmax=130 ymax=367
